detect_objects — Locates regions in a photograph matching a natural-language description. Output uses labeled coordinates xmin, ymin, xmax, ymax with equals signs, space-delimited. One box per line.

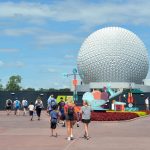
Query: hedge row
xmin=91 ymin=112 xmax=139 ymax=121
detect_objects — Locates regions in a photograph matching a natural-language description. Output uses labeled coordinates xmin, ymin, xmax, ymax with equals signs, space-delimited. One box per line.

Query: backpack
xmin=15 ymin=100 xmax=20 ymax=108
xmin=24 ymin=100 xmax=28 ymax=107
xmin=68 ymin=106 xmax=74 ymax=116
xmin=7 ymin=100 xmax=12 ymax=106
xmin=50 ymin=99 xmax=57 ymax=109
xmin=51 ymin=111 xmax=58 ymax=124
xmin=59 ymin=101 xmax=65 ymax=110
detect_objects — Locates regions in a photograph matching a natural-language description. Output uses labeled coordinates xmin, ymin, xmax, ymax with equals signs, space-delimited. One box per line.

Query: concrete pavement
xmin=0 ymin=110 xmax=150 ymax=150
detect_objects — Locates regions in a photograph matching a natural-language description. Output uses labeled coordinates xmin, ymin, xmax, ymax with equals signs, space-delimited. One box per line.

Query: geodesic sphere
xmin=77 ymin=27 xmax=149 ymax=84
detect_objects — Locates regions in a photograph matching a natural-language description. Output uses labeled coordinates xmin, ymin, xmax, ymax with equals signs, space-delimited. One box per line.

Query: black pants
xmin=36 ymin=108 xmax=42 ymax=117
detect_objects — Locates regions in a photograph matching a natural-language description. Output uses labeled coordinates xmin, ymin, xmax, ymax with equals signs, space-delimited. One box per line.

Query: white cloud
xmin=1 ymin=61 xmax=25 ymax=68
xmin=37 ymin=33 xmax=80 ymax=45
xmin=0 ymin=27 xmax=81 ymax=45
xmin=0 ymin=2 xmax=50 ymax=18
xmin=1 ymin=28 xmax=41 ymax=36
xmin=0 ymin=48 xmax=19 ymax=52
xmin=0 ymin=0 xmax=150 ymax=28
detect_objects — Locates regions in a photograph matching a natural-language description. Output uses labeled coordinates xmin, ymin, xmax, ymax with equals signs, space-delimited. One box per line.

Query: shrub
xmin=91 ymin=112 xmax=139 ymax=121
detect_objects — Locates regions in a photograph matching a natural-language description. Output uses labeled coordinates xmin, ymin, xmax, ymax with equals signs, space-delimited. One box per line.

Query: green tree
xmin=48 ymin=88 xmax=58 ymax=92
xmin=59 ymin=88 xmax=71 ymax=92
xmin=38 ymin=88 xmax=48 ymax=92
xmin=6 ymin=75 xmax=22 ymax=91
xmin=0 ymin=79 xmax=3 ymax=91
xmin=22 ymin=87 xmax=35 ymax=91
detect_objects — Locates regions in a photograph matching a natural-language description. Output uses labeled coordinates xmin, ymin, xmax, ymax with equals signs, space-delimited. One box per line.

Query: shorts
xmin=6 ymin=106 xmax=11 ymax=110
xmin=29 ymin=111 xmax=33 ymax=116
xmin=60 ymin=110 xmax=65 ymax=120
xmin=51 ymin=122 xmax=57 ymax=129
xmin=15 ymin=106 xmax=19 ymax=110
xmin=23 ymin=106 xmax=28 ymax=109
xmin=82 ymin=119 xmax=91 ymax=124
xmin=65 ymin=115 xmax=74 ymax=121
xmin=60 ymin=114 xmax=65 ymax=120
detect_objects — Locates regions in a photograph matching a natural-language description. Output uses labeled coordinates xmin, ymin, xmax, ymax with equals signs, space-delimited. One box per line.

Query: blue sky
xmin=0 ymin=0 xmax=150 ymax=89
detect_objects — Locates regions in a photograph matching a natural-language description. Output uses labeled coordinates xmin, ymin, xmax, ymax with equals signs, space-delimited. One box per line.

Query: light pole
xmin=64 ymin=68 xmax=79 ymax=102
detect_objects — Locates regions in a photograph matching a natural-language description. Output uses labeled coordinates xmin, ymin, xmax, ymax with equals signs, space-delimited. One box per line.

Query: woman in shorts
xmin=64 ymin=97 xmax=75 ymax=141
xmin=80 ymin=100 xmax=92 ymax=140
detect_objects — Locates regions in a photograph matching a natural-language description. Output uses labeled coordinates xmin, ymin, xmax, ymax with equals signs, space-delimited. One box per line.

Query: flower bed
xmin=139 ymin=110 xmax=150 ymax=115
xmin=91 ymin=112 xmax=139 ymax=121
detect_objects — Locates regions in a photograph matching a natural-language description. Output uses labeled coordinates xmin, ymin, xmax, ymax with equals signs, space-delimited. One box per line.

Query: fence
xmin=0 ymin=91 xmax=150 ymax=111
xmin=0 ymin=91 xmax=84 ymax=110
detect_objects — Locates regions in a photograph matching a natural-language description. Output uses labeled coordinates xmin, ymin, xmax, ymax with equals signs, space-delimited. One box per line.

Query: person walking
xmin=13 ymin=98 xmax=21 ymax=116
xmin=49 ymin=105 xmax=59 ymax=137
xmin=28 ymin=101 xmax=35 ymax=121
xmin=64 ymin=97 xmax=75 ymax=141
xmin=145 ymin=97 xmax=149 ymax=111
xmin=35 ymin=97 xmax=43 ymax=120
xmin=47 ymin=95 xmax=57 ymax=114
xmin=5 ymin=99 xmax=12 ymax=115
xmin=80 ymin=100 xmax=92 ymax=140
xmin=22 ymin=98 xmax=28 ymax=116
xmin=58 ymin=97 xmax=66 ymax=127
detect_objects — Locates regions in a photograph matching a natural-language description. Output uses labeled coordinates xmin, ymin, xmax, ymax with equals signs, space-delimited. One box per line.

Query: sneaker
xmin=67 ymin=137 xmax=71 ymax=141
xmin=70 ymin=135 xmax=74 ymax=140
xmin=86 ymin=136 xmax=89 ymax=140
xmin=77 ymin=124 xmax=79 ymax=127
xmin=62 ymin=124 xmax=65 ymax=127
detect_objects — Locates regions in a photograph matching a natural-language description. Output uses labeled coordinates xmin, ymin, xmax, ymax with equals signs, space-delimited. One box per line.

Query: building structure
xmin=76 ymin=27 xmax=150 ymax=92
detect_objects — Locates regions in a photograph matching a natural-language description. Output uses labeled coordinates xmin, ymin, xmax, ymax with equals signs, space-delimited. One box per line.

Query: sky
xmin=0 ymin=0 xmax=150 ymax=89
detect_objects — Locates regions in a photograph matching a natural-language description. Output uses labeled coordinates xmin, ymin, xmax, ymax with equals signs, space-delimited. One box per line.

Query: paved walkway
xmin=0 ymin=111 xmax=150 ymax=150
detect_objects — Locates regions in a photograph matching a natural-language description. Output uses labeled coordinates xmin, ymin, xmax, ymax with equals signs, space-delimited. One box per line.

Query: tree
xmin=59 ymin=88 xmax=71 ymax=92
xmin=0 ymin=79 xmax=3 ymax=91
xmin=22 ymin=88 xmax=35 ymax=91
xmin=6 ymin=75 xmax=22 ymax=91
xmin=38 ymin=88 xmax=48 ymax=92
xmin=48 ymin=88 xmax=58 ymax=92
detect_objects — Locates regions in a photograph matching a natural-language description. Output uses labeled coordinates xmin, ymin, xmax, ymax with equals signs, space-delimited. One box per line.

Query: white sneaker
xmin=70 ymin=135 xmax=74 ymax=140
xmin=67 ymin=137 xmax=71 ymax=141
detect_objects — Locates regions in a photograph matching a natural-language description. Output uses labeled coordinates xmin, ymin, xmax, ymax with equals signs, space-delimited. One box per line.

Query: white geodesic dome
xmin=77 ymin=27 xmax=149 ymax=84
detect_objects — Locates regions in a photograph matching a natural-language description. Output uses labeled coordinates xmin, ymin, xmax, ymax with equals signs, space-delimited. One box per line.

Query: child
xmin=28 ymin=102 xmax=34 ymax=121
xmin=50 ymin=106 xmax=59 ymax=137
xmin=58 ymin=97 xmax=66 ymax=127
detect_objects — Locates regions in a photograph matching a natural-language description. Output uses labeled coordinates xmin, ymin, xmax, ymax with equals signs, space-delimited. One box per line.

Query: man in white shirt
xmin=22 ymin=98 xmax=28 ymax=116
xmin=145 ymin=97 xmax=149 ymax=111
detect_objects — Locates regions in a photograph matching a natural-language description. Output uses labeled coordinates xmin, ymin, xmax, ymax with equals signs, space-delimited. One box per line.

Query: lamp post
xmin=64 ymin=68 xmax=79 ymax=102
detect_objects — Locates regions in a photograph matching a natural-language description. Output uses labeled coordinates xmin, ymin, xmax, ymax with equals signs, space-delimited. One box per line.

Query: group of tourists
xmin=47 ymin=95 xmax=92 ymax=140
xmin=5 ymin=97 xmax=44 ymax=121
xmin=5 ymin=95 xmax=92 ymax=141
xmin=6 ymin=98 xmax=28 ymax=116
